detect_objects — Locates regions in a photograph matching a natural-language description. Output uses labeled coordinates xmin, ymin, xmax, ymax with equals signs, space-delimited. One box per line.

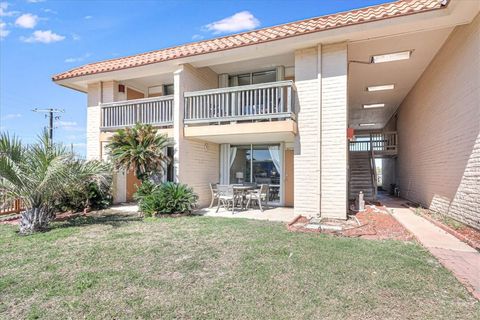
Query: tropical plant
xmin=0 ymin=131 xmax=112 ymax=234
xmin=136 ymin=182 xmax=198 ymax=216
xmin=106 ymin=123 xmax=170 ymax=182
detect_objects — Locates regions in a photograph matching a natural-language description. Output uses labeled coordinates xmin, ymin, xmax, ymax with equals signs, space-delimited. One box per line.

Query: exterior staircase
xmin=349 ymin=151 xmax=376 ymax=200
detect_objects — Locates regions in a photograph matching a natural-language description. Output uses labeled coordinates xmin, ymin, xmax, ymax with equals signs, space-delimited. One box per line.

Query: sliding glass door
xmin=229 ymin=144 xmax=283 ymax=204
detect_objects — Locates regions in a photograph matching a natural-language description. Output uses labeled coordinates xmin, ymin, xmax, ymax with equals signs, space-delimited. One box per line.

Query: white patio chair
xmin=209 ymin=183 xmax=219 ymax=208
xmin=216 ymin=185 xmax=237 ymax=214
xmin=245 ymin=184 xmax=269 ymax=212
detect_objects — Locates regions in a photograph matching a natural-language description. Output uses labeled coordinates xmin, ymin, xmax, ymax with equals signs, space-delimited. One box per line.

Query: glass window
xmin=163 ymin=84 xmax=174 ymax=95
xmin=229 ymin=144 xmax=281 ymax=203
xmin=229 ymin=70 xmax=276 ymax=87
xmin=252 ymin=70 xmax=276 ymax=84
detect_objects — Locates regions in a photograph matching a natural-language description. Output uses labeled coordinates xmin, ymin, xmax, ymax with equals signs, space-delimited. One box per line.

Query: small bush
xmin=133 ymin=180 xmax=157 ymax=202
xmin=136 ymin=182 xmax=198 ymax=216
xmin=55 ymin=180 xmax=113 ymax=213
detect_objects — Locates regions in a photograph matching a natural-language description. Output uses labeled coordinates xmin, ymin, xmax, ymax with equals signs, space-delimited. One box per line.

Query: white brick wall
xmin=294 ymin=47 xmax=321 ymax=217
xmin=397 ymin=14 xmax=480 ymax=228
xmin=86 ymin=83 xmax=101 ymax=160
xmin=320 ymin=43 xmax=348 ymax=219
xmin=174 ymin=64 xmax=220 ymax=207
xmin=293 ymin=44 xmax=348 ymax=219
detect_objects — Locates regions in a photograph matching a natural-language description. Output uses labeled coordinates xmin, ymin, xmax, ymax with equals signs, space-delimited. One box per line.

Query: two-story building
xmin=53 ymin=0 xmax=480 ymax=228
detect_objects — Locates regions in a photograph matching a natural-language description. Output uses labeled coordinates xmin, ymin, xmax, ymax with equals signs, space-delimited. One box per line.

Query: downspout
xmin=317 ymin=44 xmax=322 ymax=218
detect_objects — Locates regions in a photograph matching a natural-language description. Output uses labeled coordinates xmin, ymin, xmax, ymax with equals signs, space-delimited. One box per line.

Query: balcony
xmin=183 ymin=80 xmax=295 ymax=125
xmin=183 ymin=81 xmax=297 ymax=143
xmin=100 ymin=96 xmax=174 ymax=130
xmin=349 ymin=132 xmax=398 ymax=156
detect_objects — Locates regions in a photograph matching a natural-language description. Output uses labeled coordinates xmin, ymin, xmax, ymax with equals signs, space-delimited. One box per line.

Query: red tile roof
xmin=52 ymin=0 xmax=447 ymax=81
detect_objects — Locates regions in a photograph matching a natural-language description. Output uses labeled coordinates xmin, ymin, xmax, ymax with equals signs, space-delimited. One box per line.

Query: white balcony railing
xmin=349 ymin=132 xmax=398 ymax=154
xmin=183 ymin=80 xmax=295 ymax=125
xmin=100 ymin=96 xmax=173 ymax=130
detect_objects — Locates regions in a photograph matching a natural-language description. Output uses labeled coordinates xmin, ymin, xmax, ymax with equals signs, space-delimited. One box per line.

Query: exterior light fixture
xmin=366 ymin=84 xmax=395 ymax=92
xmin=371 ymin=50 xmax=411 ymax=63
xmin=363 ymin=103 xmax=385 ymax=109
xmin=359 ymin=123 xmax=376 ymax=126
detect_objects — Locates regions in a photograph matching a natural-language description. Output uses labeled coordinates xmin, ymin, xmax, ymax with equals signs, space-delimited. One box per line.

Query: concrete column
xmin=293 ymin=47 xmax=321 ymax=217
xmin=320 ymin=43 xmax=348 ymax=219
xmin=87 ymin=81 xmax=125 ymax=202
xmin=173 ymin=64 xmax=220 ymax=207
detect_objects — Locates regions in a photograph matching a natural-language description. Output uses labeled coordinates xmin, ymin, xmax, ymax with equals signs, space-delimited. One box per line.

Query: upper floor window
xmin=163 ymin=84 xmax=174 ymax=95
xmin=229 ymin=70 xmax=276 ymax=87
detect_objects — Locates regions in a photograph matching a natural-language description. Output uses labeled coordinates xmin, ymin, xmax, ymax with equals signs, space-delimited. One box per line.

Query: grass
xmin=0 ymin=213 xmax=479 ymax=320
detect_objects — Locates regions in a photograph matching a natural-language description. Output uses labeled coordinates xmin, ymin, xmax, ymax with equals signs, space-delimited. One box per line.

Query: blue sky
xmin=0 ymin=0 xmax=389 ymax=156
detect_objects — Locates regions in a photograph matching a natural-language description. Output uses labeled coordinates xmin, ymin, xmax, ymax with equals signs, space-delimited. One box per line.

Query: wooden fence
xmin=0 ymin=198 xmax=24 ymax=216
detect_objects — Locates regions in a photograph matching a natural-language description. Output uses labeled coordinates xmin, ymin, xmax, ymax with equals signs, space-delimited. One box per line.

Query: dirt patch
xmin=0 ymin=211 xmax=86 ymax=226
xmin=288 ymin=205 xmax=413 ymax=241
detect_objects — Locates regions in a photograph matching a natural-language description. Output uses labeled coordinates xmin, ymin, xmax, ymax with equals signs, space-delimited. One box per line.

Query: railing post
xmin=231 ymin=92 xmax=236 ymax=117
xmin=287 ymin=85 xmax=292 ymax=113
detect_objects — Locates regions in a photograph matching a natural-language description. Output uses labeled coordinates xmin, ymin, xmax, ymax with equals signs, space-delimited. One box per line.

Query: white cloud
xmin=0 ymin=20 xmax=9 ymax=38
xmin=0 ymin=2 xmax=17 ymax=17
xmin=191 ymin=34 xmax=204 ymax=41
xmin=58 ymin=120 xmax=84 ymax=132
xmin=27 ymin=0 xmax=45 ymax=3
xmin=1 ymin=113 xmax=21 ymax=120
xmin=84 ymin=15 xmax=92 ymax=20
xmin=64 ymin=52 xmax=91 ymax=63
xmin=204 ymin=11 xmax=260 ymax=34
xmin=72 ymin=33 xmax=80 ymax=40
xmin=15 ymin=13 xmax=38 ymax=29
xmin=43 ymin=8 xmax=57 ymax=14
xmin=21 ymin=29 xmax=65 ymax=43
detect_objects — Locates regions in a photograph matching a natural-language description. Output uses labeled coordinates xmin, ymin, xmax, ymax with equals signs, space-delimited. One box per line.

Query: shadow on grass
xmin=50 ymin=212 xmax=144 ymax=231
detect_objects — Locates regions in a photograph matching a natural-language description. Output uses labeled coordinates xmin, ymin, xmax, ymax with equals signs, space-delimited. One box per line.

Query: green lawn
xmin=0 ymin=213 xmax=478 ymax=320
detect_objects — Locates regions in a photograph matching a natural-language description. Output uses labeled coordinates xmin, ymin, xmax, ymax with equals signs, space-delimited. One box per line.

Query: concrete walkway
xmin=382 ymin=196 xmax=480 ymax=299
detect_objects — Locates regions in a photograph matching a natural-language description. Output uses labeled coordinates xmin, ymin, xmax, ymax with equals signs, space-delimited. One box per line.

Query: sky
xmin=0 ymin=0 xmax=390 ymax=157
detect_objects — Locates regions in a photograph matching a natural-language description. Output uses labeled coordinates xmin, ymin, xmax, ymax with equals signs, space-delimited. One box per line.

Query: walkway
xmin=382 ymin=196 xmax=480 ymax=299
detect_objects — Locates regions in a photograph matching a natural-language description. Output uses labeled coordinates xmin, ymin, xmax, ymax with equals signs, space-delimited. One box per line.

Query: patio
xmin=195 ymin=206 xmax=295 ymax=222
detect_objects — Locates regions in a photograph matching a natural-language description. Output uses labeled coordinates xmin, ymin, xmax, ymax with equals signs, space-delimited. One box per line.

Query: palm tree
xmin=106 ymin=123 xmax=170 ymax=182
xmin=0 ymin=131 xmax=111 ymax=234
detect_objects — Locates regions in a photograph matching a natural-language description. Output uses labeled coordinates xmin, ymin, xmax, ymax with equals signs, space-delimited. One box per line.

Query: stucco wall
xmin=396 ymin=14 xmax=480 ymax=228
xmin=174 ymin=64 xmax=220 ymax=207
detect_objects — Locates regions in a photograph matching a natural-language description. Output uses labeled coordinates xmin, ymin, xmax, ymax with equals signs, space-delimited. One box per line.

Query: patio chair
xmin=216 ymin=185 xmax=237 ymax=214
xmin=245 ymin=184 xmax=269 ymax=212
xmin=209 ymin=183 xmax=219 ymax=208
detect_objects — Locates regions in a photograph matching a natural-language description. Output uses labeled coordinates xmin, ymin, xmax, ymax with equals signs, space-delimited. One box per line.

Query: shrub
xmin=133 ymin=180 xmax=157 ymax=202
xmin=55 ymin=179 xmax=113 ymax=213
xmin=136 ymin=182 xmax=198 ymax=216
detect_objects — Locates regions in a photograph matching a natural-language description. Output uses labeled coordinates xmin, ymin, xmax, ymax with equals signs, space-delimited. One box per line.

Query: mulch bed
xmin=414 ymin=209 xmax=480 ymax=251
xmin=288 ymin=204 xmax=413 ymax=241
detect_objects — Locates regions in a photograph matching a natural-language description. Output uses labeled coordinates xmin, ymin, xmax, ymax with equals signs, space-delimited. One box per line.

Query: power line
xmin=32 ymin=108 xmax=65 ymax=141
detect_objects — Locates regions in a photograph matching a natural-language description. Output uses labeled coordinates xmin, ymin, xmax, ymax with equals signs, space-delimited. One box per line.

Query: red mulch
xmin=288 ymin=205 xmax=413 ymax=241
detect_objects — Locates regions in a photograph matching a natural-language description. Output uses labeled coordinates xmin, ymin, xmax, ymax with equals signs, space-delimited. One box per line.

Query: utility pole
xmin=32 ymin=108 xmax=64 ymax=141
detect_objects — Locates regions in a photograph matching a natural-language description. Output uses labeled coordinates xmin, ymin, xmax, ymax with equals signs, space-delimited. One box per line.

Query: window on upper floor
xmin=229 ymin=70 xmax=276 ymax=87
xmin=163 ymin=84 xmax=174 ymax=95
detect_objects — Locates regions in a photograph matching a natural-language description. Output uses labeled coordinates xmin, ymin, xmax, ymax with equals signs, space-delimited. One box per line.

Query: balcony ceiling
xmin=348 ymin=27 xmax=454 ymax=130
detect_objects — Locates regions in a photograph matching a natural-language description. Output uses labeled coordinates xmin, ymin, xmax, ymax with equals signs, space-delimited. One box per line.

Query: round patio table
xmin=232 ymin=185 xmax=256 ymax=210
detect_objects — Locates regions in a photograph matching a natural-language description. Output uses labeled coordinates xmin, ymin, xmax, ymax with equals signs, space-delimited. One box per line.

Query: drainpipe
xmin=317 ymin=44 xmax=322 ymax=218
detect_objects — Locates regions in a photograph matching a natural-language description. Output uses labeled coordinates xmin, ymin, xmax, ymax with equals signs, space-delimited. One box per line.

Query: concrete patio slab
xmin=383 ymin=196 xmax=480 ymax=299
xmin=195 ymin=206 xmax=295 ymax=223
